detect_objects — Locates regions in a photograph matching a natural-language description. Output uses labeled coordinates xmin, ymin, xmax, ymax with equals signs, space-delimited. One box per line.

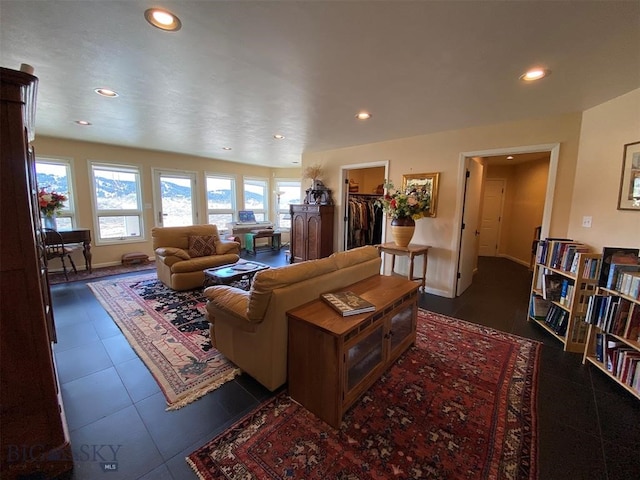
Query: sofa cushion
xmin=247 ymin=257 xmax=337 ymax=322
xmin=155 ymin=247 xmax=191 ymax=260
xmin=330 ymin=245 xmax=379 ymax=269
xmin=188 ymin=235 xmax=216 ymax=257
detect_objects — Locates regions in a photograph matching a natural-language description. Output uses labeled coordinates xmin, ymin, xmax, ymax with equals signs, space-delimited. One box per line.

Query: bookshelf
xmin=528 ymin=240 xmax=602 ymax=353
xmin=582 ymin=287 xmax=640 ymax=400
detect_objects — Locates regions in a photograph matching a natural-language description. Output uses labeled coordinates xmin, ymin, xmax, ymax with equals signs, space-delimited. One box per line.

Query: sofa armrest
xmin=155 ymin=247 xmax=191 ymax=259
xmin=215 ymin=239 xmax=241 ymax=255
xmin=204 ymin=285 xmax=251 ymax=320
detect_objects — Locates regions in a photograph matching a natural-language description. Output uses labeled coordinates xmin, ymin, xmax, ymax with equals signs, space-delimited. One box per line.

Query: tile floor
xmin=50 ymin=252 xmax=639 ymax=480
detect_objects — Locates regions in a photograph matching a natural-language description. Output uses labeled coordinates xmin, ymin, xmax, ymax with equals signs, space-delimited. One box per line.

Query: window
xmin=275 ymin=179 xmax=301 ymax=229
xmin=90 ymin=162 xmax=143 ymax=242
xmin=243 ymin=177 xmax=268 ymax=222
xmin=35 ymin=157 xmax=75 ymax=230
xmin=206 ymin=175 xmax=236 ymax=232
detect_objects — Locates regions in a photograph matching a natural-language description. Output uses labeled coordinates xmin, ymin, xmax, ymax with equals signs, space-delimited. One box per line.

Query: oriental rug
xmin=88 ymin=273 xmax=240 ymax=410
xmin=187 ymin=310 xmax=540 ymax=480
xmin=49 ymin=260 xmax=155 ymax=285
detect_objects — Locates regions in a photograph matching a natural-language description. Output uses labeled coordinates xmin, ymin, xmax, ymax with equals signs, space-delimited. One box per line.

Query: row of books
xmin=584 ymin=294 xmax=640 ymax=341
xmin=599 ymin=246 xmax=639 ymax=292
xmin=535 ymin=239 xmax=588 ymax=272
xmin=542 ymin=304 xmax=569 ymax=336
xmin=595 ymin=334 xmax=640 ymax=393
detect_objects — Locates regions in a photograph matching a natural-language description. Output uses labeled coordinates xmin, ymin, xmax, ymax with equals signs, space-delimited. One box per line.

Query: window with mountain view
xmin=243 ymin=177 xmax=268 ymax=221
xmin=206 ymin=175 xmax=235 ymax=230
xmin=90 ymin=163 xmax=143 ymax=242
xmin=275 ymin=179 xmax=301 ymax=229
xmin=35 ymin=158 xmax=75 ymax=230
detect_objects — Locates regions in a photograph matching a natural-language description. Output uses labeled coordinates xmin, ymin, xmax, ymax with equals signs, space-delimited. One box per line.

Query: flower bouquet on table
xmin=38 ymin=188 xmax=67 ymax=218
xmin=375 ymin=180 xmax=431 ymax=220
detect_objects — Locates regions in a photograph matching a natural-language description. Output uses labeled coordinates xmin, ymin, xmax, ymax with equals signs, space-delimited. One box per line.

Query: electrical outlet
xmin=582 ymin=216 xmax=592 ymax=228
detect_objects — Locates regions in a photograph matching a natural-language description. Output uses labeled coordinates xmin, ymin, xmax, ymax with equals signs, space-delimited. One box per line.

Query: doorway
xmin=152 ymin=169 xmax=198 ymax=227
xmin=339 ymin=161 xmax=389 ymax=251
xmin=478 ymin=178 xmax=506 ymax=257
xmin=455 ymin=144 xmax=559 ymax=296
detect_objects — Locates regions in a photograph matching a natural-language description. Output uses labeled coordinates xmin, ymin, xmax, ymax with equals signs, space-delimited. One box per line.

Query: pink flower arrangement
xmin=375 ymin=180 xmax=431 ymax=220
xmin=38 ymin=188 xmax=67 ymax=218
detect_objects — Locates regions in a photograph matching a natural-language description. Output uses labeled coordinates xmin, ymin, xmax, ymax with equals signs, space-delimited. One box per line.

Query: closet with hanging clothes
xmin=346 ymin=166 xmax=386 ymax=249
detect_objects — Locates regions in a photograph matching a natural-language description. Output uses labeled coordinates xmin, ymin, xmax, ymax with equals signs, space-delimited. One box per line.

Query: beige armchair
xmin=152 ymin=224 xmax=240 ymax=291
xmin=203 ymin=246 xmax=382 ymax=391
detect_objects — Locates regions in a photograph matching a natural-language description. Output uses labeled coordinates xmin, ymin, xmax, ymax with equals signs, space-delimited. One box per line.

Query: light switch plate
xmin=582 ymin=216 xmax=592 ymax=228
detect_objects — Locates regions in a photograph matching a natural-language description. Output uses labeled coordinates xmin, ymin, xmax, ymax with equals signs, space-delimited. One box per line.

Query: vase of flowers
xmin=375 ymin=180 xmax=431 ymax=247
xmin=38 ymin=188 xmax=67 ymax=229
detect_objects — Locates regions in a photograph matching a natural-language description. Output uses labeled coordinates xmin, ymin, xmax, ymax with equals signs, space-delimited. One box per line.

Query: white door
xmin=153 ymin=170 xmax=198 ymax=226
xmin=456 ymin=158 xmax=484 ymax=296
xmin=478 ymin=179 xmax=505 ymax=257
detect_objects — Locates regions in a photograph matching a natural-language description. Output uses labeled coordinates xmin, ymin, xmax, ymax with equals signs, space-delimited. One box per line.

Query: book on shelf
xmin=542 ymin=272 xmax=564 ymax=302
xmin=320 ymin=291 xmax=376 ymax=317
xmin=619 ymin=271 xmax=640 ymax=298
xmin=595 ymin=333 xmax=604 ymax=362
xmin=624 ymin=307 xmax=640 ymax=341
xmin=598 ymin=246 xmax=639 ymax=287
xmin=606 ymin=263 xmax=640 ymax=290
xmin=530 ymin=295 xmax=551 ymax=320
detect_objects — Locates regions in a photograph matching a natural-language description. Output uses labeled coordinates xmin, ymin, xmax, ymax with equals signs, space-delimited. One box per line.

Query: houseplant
xmin=375 ymin=180 xmax=431 ymax=246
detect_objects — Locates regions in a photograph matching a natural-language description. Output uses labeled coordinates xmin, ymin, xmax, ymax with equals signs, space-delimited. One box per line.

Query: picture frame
xmin=617 ymin=141 xmax=640 ymax=211
xmin=402 ymin=172 xmax=440 ymax=217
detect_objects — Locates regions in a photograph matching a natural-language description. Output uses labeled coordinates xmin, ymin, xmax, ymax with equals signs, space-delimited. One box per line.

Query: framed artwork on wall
xmin=617 ymin=141 xmax=640 ymax=211
xmin=402 ymin=172 xmax=440 ymax=217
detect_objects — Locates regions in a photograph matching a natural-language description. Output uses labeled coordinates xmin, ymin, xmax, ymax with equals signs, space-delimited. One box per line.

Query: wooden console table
xmin=376 ymin=242 xmax=431 ymax=292
xmin=46 ymin=228 xmax=92 ymax=272
xmin=287 ymin=275 xmax=418 ymax=428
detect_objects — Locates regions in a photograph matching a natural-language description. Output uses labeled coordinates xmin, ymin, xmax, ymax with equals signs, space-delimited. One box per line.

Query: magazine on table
xmin=320 ymin=291 xmax=376 ymax=317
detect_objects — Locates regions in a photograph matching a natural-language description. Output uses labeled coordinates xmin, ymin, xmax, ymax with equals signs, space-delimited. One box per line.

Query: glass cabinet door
xmin=389 ymin=304 xmax=414 ymax=353
xmin=346 ymin=325 xmax=384 ymax=392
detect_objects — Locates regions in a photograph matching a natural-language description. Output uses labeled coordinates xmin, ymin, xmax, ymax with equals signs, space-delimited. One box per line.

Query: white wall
xmin=567 ymin=88 xmax=640 ymax=250
xmin=304 ymin=112 xmax=583 ymax=297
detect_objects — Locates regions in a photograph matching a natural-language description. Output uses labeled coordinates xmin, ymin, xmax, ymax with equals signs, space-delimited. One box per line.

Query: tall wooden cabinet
xmin=0 ymin=67 xmax=73 ymax=478
xmin=289 ymin=204 xmax=334 ymax=263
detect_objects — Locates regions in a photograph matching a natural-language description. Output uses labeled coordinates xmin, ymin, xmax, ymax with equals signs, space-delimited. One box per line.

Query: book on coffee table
xmin=320 ymin=291 xmax=376 ymax=317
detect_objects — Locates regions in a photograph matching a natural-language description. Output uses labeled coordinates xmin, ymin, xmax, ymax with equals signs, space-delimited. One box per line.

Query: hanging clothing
xmin=347 ymin=195 xmax=383 ymax=249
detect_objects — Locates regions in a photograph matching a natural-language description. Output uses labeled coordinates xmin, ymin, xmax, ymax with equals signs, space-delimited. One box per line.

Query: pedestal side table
xmin=376 ymin=242 xmax=431 ymax=292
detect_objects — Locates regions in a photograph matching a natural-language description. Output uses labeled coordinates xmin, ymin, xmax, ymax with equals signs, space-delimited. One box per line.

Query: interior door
xmin=153 ymin=170 xmax=197 ymax=226
xmin=456 ymin=158 xmax=483 ymax=296
xmin=478 ymin=178 xmax=505 ymax=257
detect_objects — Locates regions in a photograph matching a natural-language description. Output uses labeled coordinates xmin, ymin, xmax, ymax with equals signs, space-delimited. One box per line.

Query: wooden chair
xmin=43 ymin=228 xmax=80 ymax=281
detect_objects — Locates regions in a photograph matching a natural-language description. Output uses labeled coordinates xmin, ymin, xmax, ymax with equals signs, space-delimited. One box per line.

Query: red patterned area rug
xmin=88 ymin=273 xmax=240 ymax=410
xmin=187 ymin=310 xmax=540 ymax=480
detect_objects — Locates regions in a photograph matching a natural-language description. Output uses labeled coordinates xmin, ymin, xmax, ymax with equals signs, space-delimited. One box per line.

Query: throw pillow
xmin=188 ymin=235 xmax=216 ymax=257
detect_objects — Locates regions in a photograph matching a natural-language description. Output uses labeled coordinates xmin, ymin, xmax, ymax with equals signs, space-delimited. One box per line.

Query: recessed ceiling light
xmin=355 ymin=111 xmax=372 ymax=120
xmin=506 ymin=155 xmax=514 ymax=160
xmin=273 ymin=134 xmax=285 ymax=140
xmin=222 ymin=146 xmax=232 ymax=151
xmin=144 ymin=8 xmax=182 ymax=31
xmin=75 ymin=120 xmax=92 ymax=126
xmin=520 ymin=68 xmax=551 ymax=82
xmin=94 ymin=88 xmax=118 ymax=97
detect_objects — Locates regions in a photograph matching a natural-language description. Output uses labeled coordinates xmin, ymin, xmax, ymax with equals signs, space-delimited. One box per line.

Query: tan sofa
xmin=152 ymin=224 xmax=240 ymax=291
xmin=203 ymin=245 xmax=382 ymax=391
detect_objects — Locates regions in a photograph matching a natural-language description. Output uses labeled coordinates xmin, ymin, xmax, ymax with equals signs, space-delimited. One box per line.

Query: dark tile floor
xmin=50 ymin=252 xmax=639 ymax=480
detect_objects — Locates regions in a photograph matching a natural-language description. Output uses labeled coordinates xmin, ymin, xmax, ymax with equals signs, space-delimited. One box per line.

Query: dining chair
xmin=43 ymin=228 xmax=80 ymax=281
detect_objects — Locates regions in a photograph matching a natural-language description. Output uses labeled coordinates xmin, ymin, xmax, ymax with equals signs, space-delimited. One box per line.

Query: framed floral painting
xmin=617 ymin=141 xmax=640 ymax=211
xmin=402 ymin=172 xmax=440 ymax=217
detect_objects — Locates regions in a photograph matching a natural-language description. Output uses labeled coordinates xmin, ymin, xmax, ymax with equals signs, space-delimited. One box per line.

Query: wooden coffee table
xmin=203 ymin=259 xmax=269 ymax=289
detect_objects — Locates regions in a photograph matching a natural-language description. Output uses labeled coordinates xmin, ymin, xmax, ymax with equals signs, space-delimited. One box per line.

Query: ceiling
xmin=1 ymin=1 xmax=638 ymax=168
